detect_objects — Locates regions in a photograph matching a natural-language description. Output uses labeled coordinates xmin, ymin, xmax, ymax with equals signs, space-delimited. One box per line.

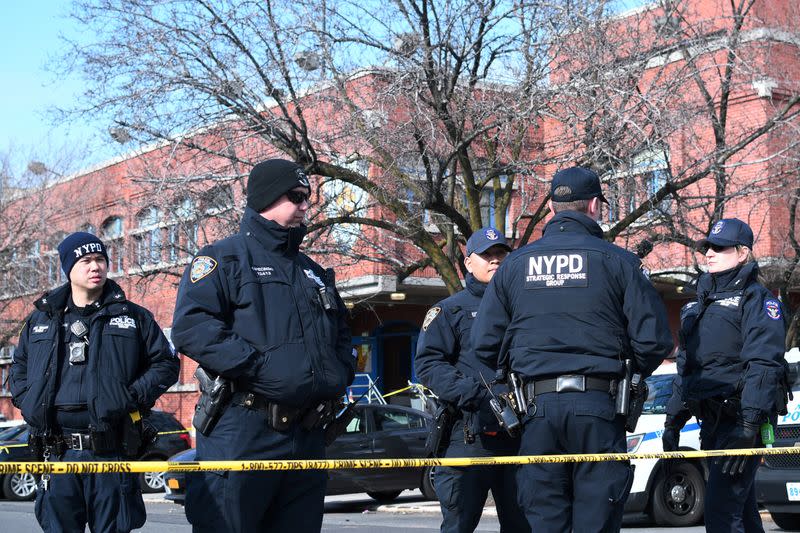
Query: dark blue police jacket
xmin=415 ymin=275 xmax=497 ymax=417
xmin=171 ymin=207 xmax=355 ymax=408
xmin=472 ymin=211 xmax=673 ymax=379
xmin=670 ymin=262 xmax=786 ymax=424
xmin=10 ymin=279 xmax=179 ymax=436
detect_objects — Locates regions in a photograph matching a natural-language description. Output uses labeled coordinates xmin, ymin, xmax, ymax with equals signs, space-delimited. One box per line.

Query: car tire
xmin=367 ymin=490 xmax=402 ymax=502
xmin=138 ymin=456 xmax=167 ymax=493
xmin=3 ymin=473 xmax=38 ymax=501
xmin=420 ymin=466 xmax=437 ymax=500
xmin=771 ymin=512 xmax=800 ymax=531
xmin=651 ymin=461 xmax=704 ymax=527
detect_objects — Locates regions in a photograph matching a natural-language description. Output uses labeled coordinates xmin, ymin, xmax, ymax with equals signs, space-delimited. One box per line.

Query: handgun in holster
xmin=120 ymin=410 xmax=144 ymax=458
xmin=615 ymin=359 xmax=648 ymax=432
xmin=425 ymin=402 xmax=458 ymax=457
xmin=193 ymin=366 xmax=232 ymax=436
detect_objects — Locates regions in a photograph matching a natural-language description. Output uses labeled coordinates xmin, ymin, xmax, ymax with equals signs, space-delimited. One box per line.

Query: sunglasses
xmin=285 ymin=190 xmax=311 ymax=205
xmin=705 ymin=243 xmax=732 ymax=253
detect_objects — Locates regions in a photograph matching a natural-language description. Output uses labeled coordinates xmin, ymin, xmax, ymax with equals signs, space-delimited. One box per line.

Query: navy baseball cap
xmin=466 ymin=227 xmax=511 ymax=256
xmin=551 ymin=166 xmax=608 ymax=204
xmin=697 ymin=218 xmax=754 ymax=250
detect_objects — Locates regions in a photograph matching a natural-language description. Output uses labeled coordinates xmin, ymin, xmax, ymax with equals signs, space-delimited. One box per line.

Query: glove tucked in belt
xmin=524 ymin=375 xmax=614 ymax=398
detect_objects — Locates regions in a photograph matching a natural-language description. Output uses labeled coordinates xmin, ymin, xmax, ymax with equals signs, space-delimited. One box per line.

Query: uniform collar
xmin=465 ymin=274 xmax=486 ymax=298
xmin=543 ymin=211 xmax=604 ymax=239
xmin=696 ymin=261 xmax=758 ymax=299
xmin=34 ymin=279 xmax=127 ymax=316
xmin=240 ymin=207 xmax=306 ymax=257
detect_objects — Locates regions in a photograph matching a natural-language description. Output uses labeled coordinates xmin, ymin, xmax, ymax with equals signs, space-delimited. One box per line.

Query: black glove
xmin=662 ymin=415 xmax=686 ymax=452
xmin=662 ymin=426 xmax=681 ymax=452
xmin=719 ymin=421 xmax=760 ymax=476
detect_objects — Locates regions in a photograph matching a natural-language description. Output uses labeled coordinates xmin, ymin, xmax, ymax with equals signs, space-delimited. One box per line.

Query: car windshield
xmin=641 ymin=374 xmax=675 ymax=415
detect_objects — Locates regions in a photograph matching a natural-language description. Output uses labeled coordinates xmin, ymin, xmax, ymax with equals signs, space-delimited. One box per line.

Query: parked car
xmin=756 ymin=349 xmax=800 ymax=530
xmin=164 ymin=403 xmax=435 ymax=504
xmin=0 ymin=410 xmax=191 ymax=501
xmin=624 ymin=363 xmax=706 ymax=527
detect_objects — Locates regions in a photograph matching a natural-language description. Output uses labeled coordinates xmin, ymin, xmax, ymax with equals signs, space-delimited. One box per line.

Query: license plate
xmin=168 ymin=479 xmax=181 ymax=490
xmin=786 ymin=483 xmax=800 ymax=501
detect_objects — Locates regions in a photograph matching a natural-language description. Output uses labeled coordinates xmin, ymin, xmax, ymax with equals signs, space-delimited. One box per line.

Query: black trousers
xmin=435 ymin=426 xmax=529 ymax=533
xmin=516 ymin=390 xmax=633 ymax=533
xmin=185 ymin=403 xmax=327 ymax=533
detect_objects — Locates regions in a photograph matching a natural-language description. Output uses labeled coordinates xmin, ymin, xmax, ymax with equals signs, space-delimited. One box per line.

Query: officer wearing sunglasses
xmin=172 ymin=159 xmax=355 ymax=533
xmin=664 ymin=218 xmax=788 ymax=533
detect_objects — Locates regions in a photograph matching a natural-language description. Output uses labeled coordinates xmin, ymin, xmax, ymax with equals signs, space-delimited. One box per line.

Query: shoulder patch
xmin=422 ymin=307 xmax=442 ymax=331
xmin=190 ymin=256 xmax=218 ymax=283
xmin=764 ymin=299 xmax=782 ymax=321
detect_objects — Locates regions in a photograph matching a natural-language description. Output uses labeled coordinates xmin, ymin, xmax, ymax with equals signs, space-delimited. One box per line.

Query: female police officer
xmin=664 ymin=218 xmax=787 ymax=533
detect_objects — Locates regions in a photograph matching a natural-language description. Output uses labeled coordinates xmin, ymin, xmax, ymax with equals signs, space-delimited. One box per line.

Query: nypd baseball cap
xmin=697 ymin=218 xmax=754 ymax=250
xmin=246 ymin=159 xmax=311 ymax=212
xmin=466 ymin=227 xmax=511 ymax=256
xmin=57 ymin=232 xmax=109 ymax=280
xmin=551 ymin=166 xmax=608 ymax=204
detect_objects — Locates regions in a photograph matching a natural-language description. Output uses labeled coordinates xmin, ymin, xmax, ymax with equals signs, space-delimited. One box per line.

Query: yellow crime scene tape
xmin=1 ymin=446 xmax=800 ymax=475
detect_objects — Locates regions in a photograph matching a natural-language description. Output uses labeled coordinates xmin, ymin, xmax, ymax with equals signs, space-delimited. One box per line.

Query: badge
xmin=711 ymin=221 xmax=725 ymax=235
xmin=296 ymin=168 xmax=310 ymax=188
xmin=190 ymin=256 xmax=217 ymax=283
xmin=764 ymin=299 xmax=782 ymax=320
xmin=484 ymin=228 xmax=499 ymax=241
xmin=422 ymin=307 xmax=441 ymax=331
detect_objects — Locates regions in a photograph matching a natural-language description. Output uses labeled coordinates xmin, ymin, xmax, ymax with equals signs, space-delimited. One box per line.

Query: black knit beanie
xmin=246 ymin=159 xmax=311 ymax=212
xmin=58 ymin=232 xmax=109 ymax=280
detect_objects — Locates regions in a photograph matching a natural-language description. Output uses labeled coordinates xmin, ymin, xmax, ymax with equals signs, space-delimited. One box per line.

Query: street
xmin=0 ymin=490 xmax=783 ymax=532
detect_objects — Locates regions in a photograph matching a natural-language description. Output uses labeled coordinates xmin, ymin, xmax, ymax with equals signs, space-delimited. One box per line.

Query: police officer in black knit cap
xmin=10 ymin=232 xmax=179 ymax=533
xmin=664 ymin=218 xmax=787 ymax=533
xmin=172 ymin=159 xmax=355 ymax=533
xmin=472 ymin=167 xmax=673 ymax=532
xmin=415 ymin=227 xmax=529 ymax=533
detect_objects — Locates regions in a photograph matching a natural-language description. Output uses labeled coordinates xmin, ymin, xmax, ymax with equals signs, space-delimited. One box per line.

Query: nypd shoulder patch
xmin=190 ymin=256 xmax=218 ymax=283
xmin=764 ymin=299 xmax=782 ymax=321
xmin=422 ymin=307 xmax=441 ymax=331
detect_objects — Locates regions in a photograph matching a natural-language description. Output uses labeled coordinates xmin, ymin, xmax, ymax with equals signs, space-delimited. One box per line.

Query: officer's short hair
xmin=551 ymin=196 xmax=591 ymax=213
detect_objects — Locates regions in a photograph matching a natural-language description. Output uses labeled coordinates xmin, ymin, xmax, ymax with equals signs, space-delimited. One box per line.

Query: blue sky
xmin=0 ymin=0 xmax=648 ymax=180
xmin=0 ymin=2 xmax=113 ymax=179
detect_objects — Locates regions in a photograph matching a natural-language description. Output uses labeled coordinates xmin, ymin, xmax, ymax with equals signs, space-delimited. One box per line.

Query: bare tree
xmin=59 ymin=0 xmax=799 ymax=303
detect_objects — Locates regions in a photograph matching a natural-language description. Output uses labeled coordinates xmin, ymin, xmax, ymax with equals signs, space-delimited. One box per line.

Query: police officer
xmin=171 ymin=159 xmax=355 ymax=533
xmin=10 ymin=232 xmax=179 ymax=533
xmin=663 ymin=218 xmax=787 ymax=533
xmin=415 ymin=227 xmax=529 ymax=533
xmin=472 ymin=167 xmax=674 ymax=532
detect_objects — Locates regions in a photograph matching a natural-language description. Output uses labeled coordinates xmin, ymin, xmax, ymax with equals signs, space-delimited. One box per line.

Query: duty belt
xmin=63 ymin=432 xmax=93 ymax=451
xmin=524 ymin=375 xmax=614 ymax=398
xmin=231 ymin=391 xmax=302 ymax=430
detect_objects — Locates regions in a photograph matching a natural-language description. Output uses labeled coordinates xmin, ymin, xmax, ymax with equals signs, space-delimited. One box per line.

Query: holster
xmin=193 ymin=367 xmax=232 ymax=436
xmin=301 ymin=400 xmax=340 ymax=431
xmin=28 ymin=435 xmax=45 ymax=461
xmin=625 ymin=377 xmax=648 ymax=432
xmin=119 ymin=411 xmax=144 ymax=457
xmin=425 ymin=403 xmax=457 ymax=457
xmin=90 ymin=428 xmax=120 ymax=455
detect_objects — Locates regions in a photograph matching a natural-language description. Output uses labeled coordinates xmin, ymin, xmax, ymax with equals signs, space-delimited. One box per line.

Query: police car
xmin=624 ymin=362 xmax=706 ymax=527
xmin=756 ymin=348 xmax=800 ymax=530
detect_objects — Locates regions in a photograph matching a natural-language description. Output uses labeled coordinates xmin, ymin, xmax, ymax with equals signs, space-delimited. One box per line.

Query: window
xmin=101 ymin=217 xmax=125 ymax=274
xmin=0 ymin=345 xmax=13 ymax=396
xmin=642 ymin=374 xmax=675 ymax=415
xmin=44 ymin=232 xmax=67 ymax=287
xmin=168 ymin=197 xmax=199 ymax=263
xmin=345 ymin=411 xmax=367 ymax=434
xmin=604 ymin=149 xmax=672 ymax=223
xmin=80 ymin=223 xmax=96 ymax=235
xmin=373 ymin=408 xmax=413 ymax=431
xmin=134 ymin=207 xmax=163 ymax=267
